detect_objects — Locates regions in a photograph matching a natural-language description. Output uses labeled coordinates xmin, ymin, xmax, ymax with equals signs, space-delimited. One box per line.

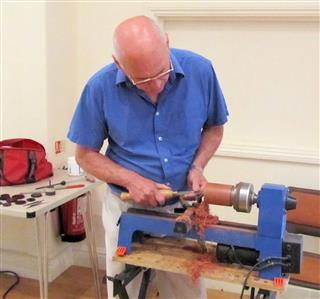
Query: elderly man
xmin=68 ymin=15 xmax=228 ymax=299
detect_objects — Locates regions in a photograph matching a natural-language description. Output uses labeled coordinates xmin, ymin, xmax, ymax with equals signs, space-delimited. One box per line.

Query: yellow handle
xmin=120 ymin=189 xmax=175 ymax=202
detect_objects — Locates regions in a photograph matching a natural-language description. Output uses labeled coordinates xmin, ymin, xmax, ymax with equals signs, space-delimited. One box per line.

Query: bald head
xmin=113 ymin=16 xmax=169 ymax=72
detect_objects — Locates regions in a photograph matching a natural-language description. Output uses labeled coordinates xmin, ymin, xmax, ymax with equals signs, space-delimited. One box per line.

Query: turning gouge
xmin=120 ymin=189 xmax=198 ymax=202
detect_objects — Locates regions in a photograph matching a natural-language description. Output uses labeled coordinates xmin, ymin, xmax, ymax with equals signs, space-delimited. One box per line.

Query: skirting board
xmin=72 ymin=243 xmax=106 ymax=271
xmin=0 ymin=245 xmax=74 ymax=282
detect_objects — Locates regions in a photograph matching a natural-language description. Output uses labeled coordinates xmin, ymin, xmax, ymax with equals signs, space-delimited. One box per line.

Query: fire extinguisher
xmin=58 ymin=195 xmax=86 ymax=242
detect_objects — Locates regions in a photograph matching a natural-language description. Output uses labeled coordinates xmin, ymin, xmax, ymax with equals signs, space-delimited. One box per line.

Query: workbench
xmin=113 ymin=236 xmax=288 ymax=298
xmin=0 ymin=168 xmax=103 ymax=299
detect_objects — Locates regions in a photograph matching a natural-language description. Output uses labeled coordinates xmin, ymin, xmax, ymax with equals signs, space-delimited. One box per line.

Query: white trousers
xmin=102 ymin=186 xmax=207 ymax=299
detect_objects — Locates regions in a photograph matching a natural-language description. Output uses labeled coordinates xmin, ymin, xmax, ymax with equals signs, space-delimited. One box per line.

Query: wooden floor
xmin=0 ymin=266 xmax=107 ymax=299
xmin=0 ymin=266 xmax=246 ymax=299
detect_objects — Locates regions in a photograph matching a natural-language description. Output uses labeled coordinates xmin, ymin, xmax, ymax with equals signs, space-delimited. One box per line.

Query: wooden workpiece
xmin=113 ymin=236 xmax=288 ymax=293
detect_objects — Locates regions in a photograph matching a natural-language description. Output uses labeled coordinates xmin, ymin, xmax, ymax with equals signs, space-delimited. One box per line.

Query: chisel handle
xmin=120 ymin=189 xmax=175 ymax=202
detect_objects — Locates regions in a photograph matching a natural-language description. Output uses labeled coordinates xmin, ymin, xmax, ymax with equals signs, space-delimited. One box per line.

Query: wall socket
xmin=55 ymin=140 xmax=65 ymax=154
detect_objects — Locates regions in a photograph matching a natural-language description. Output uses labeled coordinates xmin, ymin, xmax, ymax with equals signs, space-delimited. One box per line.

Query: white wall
xmin=1 ymin=2 xmax=78 ymax=281
xmin=166 ymin=19 xmax=318 ymax=151
xmin=1 ymin=1 xmax=319 ymax=297
xmin=46 ymin=2 xmax=78 ymax=166
xmin=2 ymin=3 xmax=48 ymax=144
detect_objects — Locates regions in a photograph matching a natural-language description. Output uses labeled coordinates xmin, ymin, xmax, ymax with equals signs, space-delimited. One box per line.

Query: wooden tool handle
xmin=120 ymin=189 xmax=174 ymax=202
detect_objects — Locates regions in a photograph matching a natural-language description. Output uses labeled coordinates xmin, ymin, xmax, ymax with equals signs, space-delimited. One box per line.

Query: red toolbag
xmin=0 ymin=138 xmax=53 ymax=186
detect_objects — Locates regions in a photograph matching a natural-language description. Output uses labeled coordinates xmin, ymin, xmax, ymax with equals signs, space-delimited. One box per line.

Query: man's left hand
xmin=187 ymin=166 xmax=207 ymax=195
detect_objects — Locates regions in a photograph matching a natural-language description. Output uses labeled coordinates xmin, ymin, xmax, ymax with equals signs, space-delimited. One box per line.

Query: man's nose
xmin=149 ymin=78 xmax=165 ymax=91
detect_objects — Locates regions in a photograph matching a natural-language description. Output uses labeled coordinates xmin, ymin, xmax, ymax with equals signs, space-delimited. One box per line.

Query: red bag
xmin=0 ymin=138 xmax=53 ymax=186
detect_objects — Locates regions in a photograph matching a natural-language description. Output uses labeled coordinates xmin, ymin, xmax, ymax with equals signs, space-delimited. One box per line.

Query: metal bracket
xmin=107 ymin=265 xmax=153 ymax=299
xmin=250 ymin=288 xmax=277 ymax=299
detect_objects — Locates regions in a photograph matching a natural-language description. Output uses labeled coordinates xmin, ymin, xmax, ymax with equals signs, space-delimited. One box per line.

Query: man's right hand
xmin=75 ymin=145 xmax=170 ymax=207
xmin=125 ymin=175 xmax=171 ymax=207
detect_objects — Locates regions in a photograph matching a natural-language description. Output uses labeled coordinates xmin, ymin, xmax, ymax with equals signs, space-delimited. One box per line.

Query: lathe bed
xmin=113 ymin=235 xmax=288 ymax=293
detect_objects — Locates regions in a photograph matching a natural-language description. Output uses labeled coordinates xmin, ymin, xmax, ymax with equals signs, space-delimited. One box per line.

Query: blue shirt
xmin=68 ymin=48 xmax=229 ymax=193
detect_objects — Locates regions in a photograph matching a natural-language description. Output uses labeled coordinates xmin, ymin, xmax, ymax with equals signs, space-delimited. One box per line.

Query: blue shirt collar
xmin=115 ymin=50 xmax=185 ymax=86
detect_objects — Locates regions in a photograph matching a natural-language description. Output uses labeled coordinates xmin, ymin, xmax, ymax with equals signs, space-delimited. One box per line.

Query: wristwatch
xmin=190 ymin=164 xmax=203 ymax=173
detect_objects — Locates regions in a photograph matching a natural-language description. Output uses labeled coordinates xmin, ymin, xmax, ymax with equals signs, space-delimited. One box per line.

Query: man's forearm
xmin=75 ymin=145 xmax=138 ymax=188
xmin=192 ymin=125 xmax=224 ymax=169
xmin=75 ymin=145 xmax=170 ymax=206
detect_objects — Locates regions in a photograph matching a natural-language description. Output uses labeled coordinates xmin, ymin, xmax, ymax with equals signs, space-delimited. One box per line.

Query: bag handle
xmin=0 ymin=138 xmax=45 ymax=151
xmin=26 ymin=151 xmax=36 ymax=183
xmin=0 ymin=150 xmax=37 ymax=185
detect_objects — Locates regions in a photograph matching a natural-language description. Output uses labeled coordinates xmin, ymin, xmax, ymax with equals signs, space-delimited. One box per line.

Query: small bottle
xmin=67 ymin=157 xmax=84 ymax=176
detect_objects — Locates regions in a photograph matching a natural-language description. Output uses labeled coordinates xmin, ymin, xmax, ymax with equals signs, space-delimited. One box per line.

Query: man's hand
xmin=126 ymin=175 xmax=171 ymax=207
xmin=187 ymin=165 xmax=207 ymax=194
xmin=185 ymin=125 xmax=224 ymax=197
xmin=75 ymin=145 xmax=170 ymax=207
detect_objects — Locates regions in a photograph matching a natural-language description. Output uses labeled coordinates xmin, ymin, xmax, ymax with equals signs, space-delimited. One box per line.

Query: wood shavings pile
xmin=186 ymin=253 xmax=217 ymax=284
xmin=193 ymin=201 xmax=219 ymax=237
xmin=176 ymin=201 xmax=219 ymax=238
xmin=176 ymin=201 xmax=220 ymax=283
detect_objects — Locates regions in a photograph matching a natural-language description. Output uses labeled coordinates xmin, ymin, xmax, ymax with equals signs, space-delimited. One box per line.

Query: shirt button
xmin=156 ymin=111 xmax=160 ymax=116
xmin=158 ymin=136 xmax=163 ymax=141
xmin=166 ymin=182 xmax=171 ymax=186
xmin=164 ymin=158 xmax=168 ymax=163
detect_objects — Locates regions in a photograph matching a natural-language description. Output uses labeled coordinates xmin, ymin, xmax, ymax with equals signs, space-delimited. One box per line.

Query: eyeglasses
xmin=128 ymin=61 xmax=174 ymax=86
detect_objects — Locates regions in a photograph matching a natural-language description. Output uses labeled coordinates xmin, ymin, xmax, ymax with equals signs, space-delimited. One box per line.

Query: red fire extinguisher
xmin=58 ymin=195 xmax=86 ymax=242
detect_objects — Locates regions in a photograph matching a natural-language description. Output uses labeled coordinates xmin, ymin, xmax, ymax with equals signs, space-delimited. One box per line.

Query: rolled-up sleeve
xmin=67 ymin=82 xmax=108 ymax=150
xmin=206 ymin=65 xmax=229 ymax=127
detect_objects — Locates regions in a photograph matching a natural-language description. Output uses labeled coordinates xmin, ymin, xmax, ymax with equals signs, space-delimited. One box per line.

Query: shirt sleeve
xmin=205 ymin=65 xmax=229 ymax=127
xmin=67 ymin=82 xmax=108 ymax=150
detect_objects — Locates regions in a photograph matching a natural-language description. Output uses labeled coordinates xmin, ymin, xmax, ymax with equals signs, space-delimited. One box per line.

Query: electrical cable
xmin=0 ymin=270 xmax=20 ymax=299
xmin=239 ymin=256 xmax=290 ymax=299
xmin=230 ymin=245 xmax=245 ymax=267
xmin=223 ymin=246 xmax=290 ymax=299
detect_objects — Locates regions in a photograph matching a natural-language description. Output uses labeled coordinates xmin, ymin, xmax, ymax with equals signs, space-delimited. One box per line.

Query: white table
xmin=0 ymin=169 xmax=103 ymax=299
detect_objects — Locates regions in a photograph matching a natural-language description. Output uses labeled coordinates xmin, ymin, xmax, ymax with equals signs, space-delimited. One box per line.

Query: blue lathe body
xmin=117 ymin=183 xmax=303 ymax=281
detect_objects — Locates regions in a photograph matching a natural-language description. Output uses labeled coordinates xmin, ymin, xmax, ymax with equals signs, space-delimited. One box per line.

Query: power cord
xmin=239 ymin=256 xmax=289 ymax=299
xmin=0 ymin=270 xmax=20 ymax=299
xmin=230 ymin=245 xmax=245 ymax=267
